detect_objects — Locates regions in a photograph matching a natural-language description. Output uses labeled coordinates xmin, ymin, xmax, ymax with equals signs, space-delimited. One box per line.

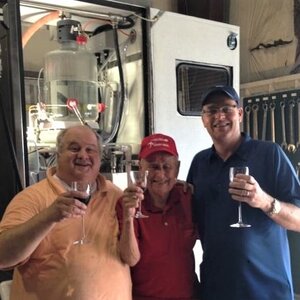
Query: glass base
xmin=230 ymin=222 xmax=251 ymax=228
xmin=135 ymin=212 xmax=149 ymax=219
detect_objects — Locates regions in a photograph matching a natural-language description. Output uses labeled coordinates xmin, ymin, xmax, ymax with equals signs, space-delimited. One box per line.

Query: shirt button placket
xmin=162 ymin=214 xmax=168 ymax=226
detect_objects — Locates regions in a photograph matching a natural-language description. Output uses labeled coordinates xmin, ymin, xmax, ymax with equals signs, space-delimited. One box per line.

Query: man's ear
xmin=139 ymin=159 xmax=146 ymax=170
xmin=176 ymin=160 xmax=181 ymax=178
xmin=238 ymin=106 xmax=243 ymax=122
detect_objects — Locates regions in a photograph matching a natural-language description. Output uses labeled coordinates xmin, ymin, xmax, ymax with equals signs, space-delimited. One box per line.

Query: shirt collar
xmin=53 ymin=174 xmax=97 ymax=194
xmin=48 ymin=166 xmax=106 ymax=194
xmin=208 ymin=132 xmax=250 ymax=163
xmin=144 ymin=185 xmax=183 ymax=213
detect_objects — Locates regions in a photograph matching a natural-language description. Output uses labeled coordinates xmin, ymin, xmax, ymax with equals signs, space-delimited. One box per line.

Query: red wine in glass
xmin=71 ymin=182 xmax=91 ymax=244
xmin=75 ymin=195 xmax=91 ymax=205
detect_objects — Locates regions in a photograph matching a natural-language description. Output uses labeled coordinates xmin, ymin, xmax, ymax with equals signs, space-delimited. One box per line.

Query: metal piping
xmin=20 ymin=0 xmax=130 ymax=22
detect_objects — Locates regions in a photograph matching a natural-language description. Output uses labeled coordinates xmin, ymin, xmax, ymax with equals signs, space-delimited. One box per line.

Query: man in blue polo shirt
xmin=187 ymin=85 xmax=300 ymax=300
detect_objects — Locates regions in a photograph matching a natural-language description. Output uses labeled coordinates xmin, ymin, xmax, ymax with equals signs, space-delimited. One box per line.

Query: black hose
xmin=93 ymin=17 xmax=135 ymax=143
xmin=103 ymin=22 xmax=126 ymax=143
xmin=93 ymin=24 xmax=113 ymax=36
xmin=92 ymin=16 xmax=135 ymax=36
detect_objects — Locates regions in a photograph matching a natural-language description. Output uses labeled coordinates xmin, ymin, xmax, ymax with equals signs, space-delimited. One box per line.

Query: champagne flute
xmin=229 ymin=166 xmax=251 ymax=228
xmin=128 ymin=170 xmax=149 ymax=218
xmin=71 ymin=181 xmax=91 ymax=244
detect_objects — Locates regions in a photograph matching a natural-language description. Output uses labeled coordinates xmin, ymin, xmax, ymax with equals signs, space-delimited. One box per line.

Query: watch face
xmin=268 ymin=198 xmax=281 ymax=216
xmin=274 ymin=199 xmax=281 ymax=214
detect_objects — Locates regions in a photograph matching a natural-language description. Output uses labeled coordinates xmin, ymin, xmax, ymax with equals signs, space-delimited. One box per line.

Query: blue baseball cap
xmin=201 ymin=85 xmax=240 ymax=108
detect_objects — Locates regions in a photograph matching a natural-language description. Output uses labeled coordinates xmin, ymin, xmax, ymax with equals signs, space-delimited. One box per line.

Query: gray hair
xmin=56 ymin=125 xmax=103 ymax=155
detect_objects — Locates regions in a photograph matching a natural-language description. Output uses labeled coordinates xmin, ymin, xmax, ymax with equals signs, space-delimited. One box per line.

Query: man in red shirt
xmin=118 ymin=133 xmax=200 ymax=300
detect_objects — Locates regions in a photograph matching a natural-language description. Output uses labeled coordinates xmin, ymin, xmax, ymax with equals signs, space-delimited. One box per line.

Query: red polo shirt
xmin=118 ymin=184 xmax=200 ymax=299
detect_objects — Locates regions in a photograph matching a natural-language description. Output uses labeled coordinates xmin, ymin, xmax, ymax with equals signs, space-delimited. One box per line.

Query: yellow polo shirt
xmin=0 ymin=167 xmax=131 ymax=300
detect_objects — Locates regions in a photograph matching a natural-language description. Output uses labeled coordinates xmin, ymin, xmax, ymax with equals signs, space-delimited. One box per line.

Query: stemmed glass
xmin=128 ymin=170 xmax=149 ymax=218
xmin=71 ymin=181 xmax=91 ymax=244
xmin=229 ymin=166 xmax=251 ymax=228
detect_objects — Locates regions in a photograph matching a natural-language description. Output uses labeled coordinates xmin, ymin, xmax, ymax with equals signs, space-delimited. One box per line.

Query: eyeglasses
xmin=201 ymin=105 xmax=238 ymax=116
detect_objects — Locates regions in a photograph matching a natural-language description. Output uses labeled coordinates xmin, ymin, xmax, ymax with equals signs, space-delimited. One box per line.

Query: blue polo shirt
xmin=187 ymin=133 xmax=300 ymax=300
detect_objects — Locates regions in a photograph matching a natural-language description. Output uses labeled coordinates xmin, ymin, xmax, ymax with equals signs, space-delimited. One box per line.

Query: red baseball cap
xmin=139 ymin=133 xmax=179 ymax=159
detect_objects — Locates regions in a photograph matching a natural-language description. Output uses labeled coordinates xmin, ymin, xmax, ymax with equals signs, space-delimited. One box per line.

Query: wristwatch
xmin=267 ymin=198 xmax=281 ymax=216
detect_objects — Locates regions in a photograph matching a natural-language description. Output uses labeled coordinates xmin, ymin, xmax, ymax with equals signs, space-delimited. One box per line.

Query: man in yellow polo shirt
xmin=0 ymin=125 xmax=131 ymax=300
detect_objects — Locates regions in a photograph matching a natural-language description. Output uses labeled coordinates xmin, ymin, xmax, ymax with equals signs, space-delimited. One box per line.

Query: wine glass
xmin=71 ymin=181 xmax=91 ymax=244
xmin=229 ymin=166 xmax=251 ymax=228
xmin=128 ymin=170 xmax=149 ymax=218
